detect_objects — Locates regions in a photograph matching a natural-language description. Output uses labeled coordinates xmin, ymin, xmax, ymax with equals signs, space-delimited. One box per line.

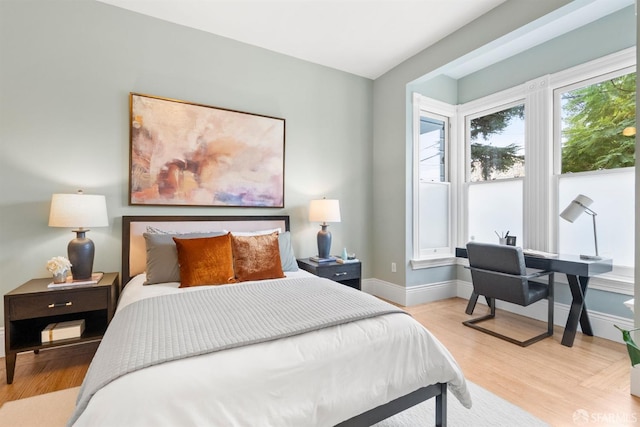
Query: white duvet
xmin=72 ymin=273 xmax=471 ymax=426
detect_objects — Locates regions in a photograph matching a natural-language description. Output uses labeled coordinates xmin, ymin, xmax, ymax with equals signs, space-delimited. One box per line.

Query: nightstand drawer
xmin=314 ymin=263 xmax=361 ymax=282
xmin=297 ymin=258 xmax=362 ymax=290
xmin=9 ymin=288 xmax=108 ymax=320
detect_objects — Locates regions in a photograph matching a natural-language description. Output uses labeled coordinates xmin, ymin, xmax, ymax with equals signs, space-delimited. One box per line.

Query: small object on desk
xmin=309 ymin=256 xmax=337 ymax=263
xmin=47 ymin=272 xmax=104 ymax=288
xmin=506 ymin=236 xmax=516 ymax=246
xmin=579 ymin=254 xmax=602 ymax=260
xmin=522 ymin=249 xmax=558 ymax=258
xmin=41 ymin=319 xmax=85 ymax=343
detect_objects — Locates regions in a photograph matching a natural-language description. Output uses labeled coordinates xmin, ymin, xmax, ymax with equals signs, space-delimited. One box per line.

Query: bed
xmin=68 ymin=215 xmax=471 ymax=426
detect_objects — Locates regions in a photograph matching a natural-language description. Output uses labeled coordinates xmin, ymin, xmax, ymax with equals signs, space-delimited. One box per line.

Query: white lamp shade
xmin=560 ymin=194 xmax=593 ymax=223
xmin=49 ymin=192 xmax=109 ymax=228
xmin=309 ymin=199 xmax=341 ymax=223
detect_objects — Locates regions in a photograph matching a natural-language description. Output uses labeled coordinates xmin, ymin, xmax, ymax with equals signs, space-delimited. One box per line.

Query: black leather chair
xmin=464 ymin=242 xmax=554 ymax=347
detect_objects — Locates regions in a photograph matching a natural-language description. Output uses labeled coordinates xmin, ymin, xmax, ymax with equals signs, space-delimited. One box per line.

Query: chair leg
xmin=466 ymin=293 xmax=494 ymax=315
xmin=463 ymin=296 xmax=552 ymax=347
xmin=465 ymin=292 xmax=479 ymax=314
xmin=488 ymin=297 xmax=496 ymax=316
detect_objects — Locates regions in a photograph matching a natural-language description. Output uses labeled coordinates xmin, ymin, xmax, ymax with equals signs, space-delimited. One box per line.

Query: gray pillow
xmin=278 ymin=231 xmax=298 ymax=272
xmin=143 ymin=231 xmax=226 ymax=285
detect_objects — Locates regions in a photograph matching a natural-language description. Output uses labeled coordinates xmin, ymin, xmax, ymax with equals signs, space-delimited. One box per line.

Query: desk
xmin=455 ymin=247 xmax=612 ymax=347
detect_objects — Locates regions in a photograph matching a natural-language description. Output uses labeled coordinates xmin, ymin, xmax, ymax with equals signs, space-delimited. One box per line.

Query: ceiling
xmin=98 ymin=0 xmax=633 ymax=80
xmin=97 ymin=0 xmax=507 ymax=79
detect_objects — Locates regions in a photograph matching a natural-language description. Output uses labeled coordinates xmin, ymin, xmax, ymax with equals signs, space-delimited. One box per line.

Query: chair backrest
xmin=466 ymin=242 xmax=528 ymax=305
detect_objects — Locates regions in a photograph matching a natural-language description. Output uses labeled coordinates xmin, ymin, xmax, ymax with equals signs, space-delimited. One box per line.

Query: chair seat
xmin=524 ymin=280 xmax=550 ymax=306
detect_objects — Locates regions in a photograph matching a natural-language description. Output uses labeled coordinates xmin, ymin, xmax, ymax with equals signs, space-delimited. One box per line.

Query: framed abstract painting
xmin=129 ymin=93 xmax=285 ymax=207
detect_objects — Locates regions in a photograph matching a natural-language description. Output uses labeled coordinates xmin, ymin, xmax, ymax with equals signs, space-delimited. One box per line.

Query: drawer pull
xmin=334 ymin=272 xmax=348 ymax=277
xmin=48 ymin=302 xmax=72 ymax=308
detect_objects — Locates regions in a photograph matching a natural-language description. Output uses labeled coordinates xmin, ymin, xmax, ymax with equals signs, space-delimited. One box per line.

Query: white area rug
xmin=377 ymin=381 xmax=549 ymax=427
xmin=1 ymin=381 xmax=548 ymax=426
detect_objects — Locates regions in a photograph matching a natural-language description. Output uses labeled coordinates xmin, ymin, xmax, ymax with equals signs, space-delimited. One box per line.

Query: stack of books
xmin=309 ymin=256 xmax=336 ymax=263
xmin=48 ymin=272 xmax=104 ymax=289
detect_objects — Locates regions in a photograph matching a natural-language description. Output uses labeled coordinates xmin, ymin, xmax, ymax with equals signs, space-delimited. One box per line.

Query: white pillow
xmin=228 ymin=228 xmax=282 ymax=236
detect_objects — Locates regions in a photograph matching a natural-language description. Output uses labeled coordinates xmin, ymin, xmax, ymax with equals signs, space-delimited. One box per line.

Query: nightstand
xmin=3 ymin=272 xmax=119 ymax=384
xmin=297 ymin=258 xmax=361 ymax=290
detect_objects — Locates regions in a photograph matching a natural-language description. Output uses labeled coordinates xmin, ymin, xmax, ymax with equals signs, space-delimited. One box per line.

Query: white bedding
xmin=72 ymin=273 xmax=471 ymax=426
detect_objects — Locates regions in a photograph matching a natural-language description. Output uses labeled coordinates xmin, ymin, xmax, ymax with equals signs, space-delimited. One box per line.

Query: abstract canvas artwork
xmin=129 ymin=93 xmax=285 ymax=207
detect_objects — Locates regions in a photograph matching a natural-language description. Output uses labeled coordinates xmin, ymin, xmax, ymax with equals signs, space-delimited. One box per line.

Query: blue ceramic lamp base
xmin=317 ymin=224 xmax=332 ymax=259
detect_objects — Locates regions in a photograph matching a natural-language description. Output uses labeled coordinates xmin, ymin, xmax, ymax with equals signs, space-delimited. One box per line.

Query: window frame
xmin=458 ymin=83 xmax=536 ymax=250
xmin=411 ymin=93 xmax=458 ymax=268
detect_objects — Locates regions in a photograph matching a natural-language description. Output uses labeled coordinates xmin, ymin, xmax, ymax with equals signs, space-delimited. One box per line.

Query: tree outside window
xmin=469 ymin=104 xmax=525 ymax=182
xmin=561 ymin=72 xmax=636 ymax=173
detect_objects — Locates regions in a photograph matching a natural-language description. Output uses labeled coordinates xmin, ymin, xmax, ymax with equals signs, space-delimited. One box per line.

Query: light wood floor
xmin=1 ymin=297 xmax=639 ymax=426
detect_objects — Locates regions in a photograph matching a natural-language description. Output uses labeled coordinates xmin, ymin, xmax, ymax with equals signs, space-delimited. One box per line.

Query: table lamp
xmin=309 ymin=198 xmax=341 ymax=259
xmin=559 ymin=194 xmax=600 ymax=260
xmin=49 ymin=190 xmax=109 ymax=280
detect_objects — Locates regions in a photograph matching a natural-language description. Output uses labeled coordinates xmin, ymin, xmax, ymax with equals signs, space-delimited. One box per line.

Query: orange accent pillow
xmin=231 ymin=232 xmax=285 ymax=282
xmin=173 ymin=234 xmax=237 ymax=288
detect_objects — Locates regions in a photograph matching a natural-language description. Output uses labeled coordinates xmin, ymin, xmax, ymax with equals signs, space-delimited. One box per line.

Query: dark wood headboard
xmin=122 ymin=215 xmax=290 ymax=285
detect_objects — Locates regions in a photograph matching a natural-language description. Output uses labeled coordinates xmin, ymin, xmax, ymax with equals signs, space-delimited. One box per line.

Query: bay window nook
xmin=412 ymin=47 xmax=635 ymax=297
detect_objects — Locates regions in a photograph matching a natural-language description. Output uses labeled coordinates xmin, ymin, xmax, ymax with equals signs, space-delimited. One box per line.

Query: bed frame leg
xmin=435 ymin=383 xmax=447 ymax=427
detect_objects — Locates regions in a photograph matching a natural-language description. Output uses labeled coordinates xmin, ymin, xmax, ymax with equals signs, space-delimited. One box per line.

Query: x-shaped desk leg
xmin=562 ymin=274 xmax=593 ymax=347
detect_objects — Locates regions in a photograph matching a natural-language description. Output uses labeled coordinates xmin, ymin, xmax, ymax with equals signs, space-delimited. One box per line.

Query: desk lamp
xmin=309 ymin=198 xmax=341 ymax=259
xmin=49 ymin=190 xmax=109 ymax=280
xmin=559 ymin=194 xmax=600 ymax=260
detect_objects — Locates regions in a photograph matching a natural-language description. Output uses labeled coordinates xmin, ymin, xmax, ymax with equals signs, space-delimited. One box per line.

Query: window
xmin=469 ymin=104 xmax=525 ymax=182
xmin=464 ymin=100 xmax=526 ymax=246
xmin=419 ymin=116 xmax=446 ymax=182
xmin=555 ymin=67 xmax=636 ymax=270
xmin=411 ymin=94 xmax=456 ymax=264
xmin=559 ymin=71 xmax=636 ymax=173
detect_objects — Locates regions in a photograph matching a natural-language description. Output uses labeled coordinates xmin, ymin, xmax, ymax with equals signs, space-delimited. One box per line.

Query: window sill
xmin=410 ymin=255 xmax=457 ymax=270
xmin=588 ymin=271 xmax=634 ymax=296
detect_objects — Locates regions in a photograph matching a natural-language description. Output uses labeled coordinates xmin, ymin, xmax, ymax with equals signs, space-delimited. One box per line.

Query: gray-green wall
xmin=0 ymin=0 xmax=373 ymax=326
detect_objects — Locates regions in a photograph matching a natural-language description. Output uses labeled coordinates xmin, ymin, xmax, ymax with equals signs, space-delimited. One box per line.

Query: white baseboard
xmin=0 ymin=327 xmax=4 ymax=358
xmin=362 ymin=278 xmax=458 ymax=306
xmin=362 ymin=278 xmax=633 ymax=345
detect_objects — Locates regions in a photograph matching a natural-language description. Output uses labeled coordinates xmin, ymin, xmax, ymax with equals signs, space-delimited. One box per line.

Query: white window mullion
xmin=523 ymin=75 xmax=554 ymax=251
